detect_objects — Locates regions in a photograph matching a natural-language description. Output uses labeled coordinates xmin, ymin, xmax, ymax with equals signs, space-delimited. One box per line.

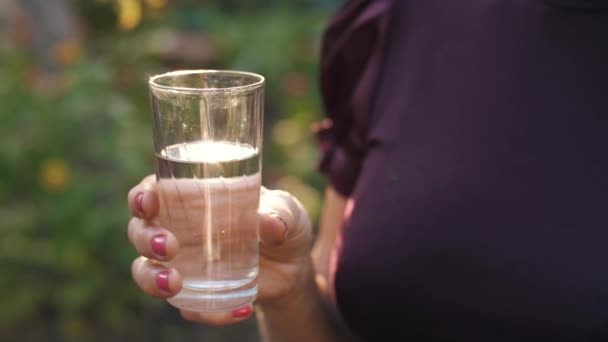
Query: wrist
xmin=255 ymin=258 xmax=352 ymax=342
xmin=257 ymin=258 xmax=320 ymax=313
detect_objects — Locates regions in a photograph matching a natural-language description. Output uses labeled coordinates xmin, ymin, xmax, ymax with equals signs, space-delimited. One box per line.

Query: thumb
xmin=258 ymin=188 xmax=313 ymax=261
xmin=258 ymin=211 xmax=288 ymax=248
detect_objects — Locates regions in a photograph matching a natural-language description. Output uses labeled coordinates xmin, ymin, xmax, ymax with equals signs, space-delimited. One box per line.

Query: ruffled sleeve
xmin=313 ymin=0 xmax=393 ymax=197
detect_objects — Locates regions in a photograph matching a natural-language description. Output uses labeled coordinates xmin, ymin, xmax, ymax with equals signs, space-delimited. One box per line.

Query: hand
xmin=127 ymin=175 xmax=313 ymax=325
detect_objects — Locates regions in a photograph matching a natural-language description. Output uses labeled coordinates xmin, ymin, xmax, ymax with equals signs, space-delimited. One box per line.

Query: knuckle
xmin=131 ymin=257 xmax=145 ymax=282
xmin=142 ymin=174 xmax=157 ymax=188
xmin=128 ymin=218 xmax=143 ymax=245
xmin=131 ymin=257 xmax=170 ymax=298
xmin=127 ymin=186 xmax=138 ymax=200
xmin=128 ymin=216 xmax=139 ymax=230
xmin=127 ymin=218 xmax=140 ymax=245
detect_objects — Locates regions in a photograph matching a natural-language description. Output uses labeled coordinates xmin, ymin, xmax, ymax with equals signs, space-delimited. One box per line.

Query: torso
xmin=330 ymin=1 xmax=608 ymax=340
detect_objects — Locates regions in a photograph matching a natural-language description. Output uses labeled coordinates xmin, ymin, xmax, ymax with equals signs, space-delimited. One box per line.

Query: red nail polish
xmin=156 ymin=271 xmax=170 ymax=292
xmin=135 ymin=193 xmax=144 ymax=214
xmin=151 ymin=235 xmax=166 ymax=257
xmin=231 ymin=305 xmax=252 ymax=318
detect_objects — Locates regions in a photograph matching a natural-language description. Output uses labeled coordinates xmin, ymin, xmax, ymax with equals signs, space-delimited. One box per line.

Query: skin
xmin=127 ymin=176 xmax=353 ymax=341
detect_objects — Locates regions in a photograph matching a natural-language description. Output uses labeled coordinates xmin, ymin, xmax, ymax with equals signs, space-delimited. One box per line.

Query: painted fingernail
xmin=135 ymin=193 xmax=144 ymax=215
xmin=156 ymin=271 xmax=170 ymax=292
xmin=151 ymin=234 xmax=166 ymax=257
xmin=231 ymin=305 xmax=252 ymax=318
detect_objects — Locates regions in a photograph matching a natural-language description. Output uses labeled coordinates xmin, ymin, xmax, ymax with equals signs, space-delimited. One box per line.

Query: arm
xmin=312 ymin=186 xmax=347 ymax=294
xmin=256 ymin=186 xmax=356 ymax=342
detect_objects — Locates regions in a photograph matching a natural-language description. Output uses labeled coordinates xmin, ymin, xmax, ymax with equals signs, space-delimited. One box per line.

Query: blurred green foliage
xmin=0 ymin=0 xmax=335 ymax=340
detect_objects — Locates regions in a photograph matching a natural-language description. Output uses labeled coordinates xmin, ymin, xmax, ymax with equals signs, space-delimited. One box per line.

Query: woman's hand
xmin=127 ymin=175 xmax=313 ymax=325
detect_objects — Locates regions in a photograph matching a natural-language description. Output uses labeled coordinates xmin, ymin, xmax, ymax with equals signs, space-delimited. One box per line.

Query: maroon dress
xmin=315 ymin=0 xmax=608 ymax=340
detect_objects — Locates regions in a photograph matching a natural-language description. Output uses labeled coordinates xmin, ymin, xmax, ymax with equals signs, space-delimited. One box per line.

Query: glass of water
xmin=148 ymin=70 xmax=264 ymax=312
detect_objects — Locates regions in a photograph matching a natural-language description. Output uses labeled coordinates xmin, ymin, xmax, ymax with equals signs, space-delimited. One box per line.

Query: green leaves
xmin=0 ymin=0 xmax=337 ymax=340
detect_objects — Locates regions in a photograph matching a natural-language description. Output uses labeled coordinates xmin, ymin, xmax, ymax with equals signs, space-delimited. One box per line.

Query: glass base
xmin=167 ymin=281 xmax=257 ymax=313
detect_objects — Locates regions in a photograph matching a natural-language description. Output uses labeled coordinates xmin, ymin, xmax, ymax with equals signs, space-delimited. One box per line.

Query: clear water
xmin=156 ymin=141 xmax=261 ymax=312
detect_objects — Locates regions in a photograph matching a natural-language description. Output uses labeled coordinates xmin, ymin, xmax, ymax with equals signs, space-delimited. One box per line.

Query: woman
xmin=127 ymin=0 xmax=608 ymax=340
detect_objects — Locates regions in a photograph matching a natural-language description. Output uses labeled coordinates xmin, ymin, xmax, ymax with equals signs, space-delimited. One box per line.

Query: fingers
xmin=128 ymin=218 xmax=180 ymax=260
xmin=128 ymin=175 xmax=159 ymax=220
xmin=131 ymin=256 xmax=253 ymax=325
xmin=131 ymin=256 xmax=182 ymax=298
xmin=179 ymin=305 xmax=253 ymax=326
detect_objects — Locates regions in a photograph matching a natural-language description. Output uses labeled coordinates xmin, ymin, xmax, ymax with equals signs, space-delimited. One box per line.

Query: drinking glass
xmin=148 ymin=70 xmax=264 ymax=312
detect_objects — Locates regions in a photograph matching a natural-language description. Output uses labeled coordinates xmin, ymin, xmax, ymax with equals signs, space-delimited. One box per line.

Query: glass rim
xmin=149 ymin=69 xmax=265 ymax=93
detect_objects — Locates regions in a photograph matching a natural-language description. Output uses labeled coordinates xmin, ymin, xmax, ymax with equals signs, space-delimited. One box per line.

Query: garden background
xmin=0 ymin=0 xmax=338 ymax=340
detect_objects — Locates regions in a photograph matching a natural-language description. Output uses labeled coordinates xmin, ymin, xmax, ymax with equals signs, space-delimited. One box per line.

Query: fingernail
xmin=151 ymin=234 xmax=166 ymax=257
xmin=156 ymin=271 xmax=170 ymax=292
xmin=270 ymin=213 xmax=288 ymax=239
xmin=135 ymin=193 xmax=144 ymax=215
xmin=231 ymin=305 xmax=252 ymax=318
